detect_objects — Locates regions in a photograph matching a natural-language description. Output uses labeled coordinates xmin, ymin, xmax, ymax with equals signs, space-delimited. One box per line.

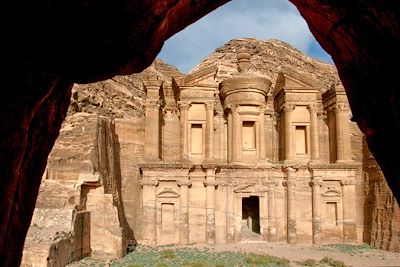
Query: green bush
xmin=160 ymin=249 xmax=176 ymax=259
xmin=297 ymin=258 xmax=318 ymax=266
xmin=246 ymin=253 xmax=290 ymax=266
xmin=320 ymin=257 xmax=347 ymax=267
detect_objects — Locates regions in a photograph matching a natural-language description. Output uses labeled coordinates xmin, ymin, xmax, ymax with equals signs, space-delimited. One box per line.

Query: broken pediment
xmin=274 ymin=68 xmax=320 ymax=95
xmin=179 ymin=65 xmax=218 ymax=86
xmin=234 ymin=183 xmax=257 ymax=193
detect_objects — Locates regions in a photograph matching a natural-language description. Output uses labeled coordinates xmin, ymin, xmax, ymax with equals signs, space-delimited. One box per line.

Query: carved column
xmin=145 ymin=100 xmax=161 ymax=161
xmin=334 ymin=104 xmax=352 ymax=162
xmin=205 ymin=102 xmax=215 ymax=161
xmin=308 ymin=104 xmax=320 ymax=162
xmin=310 ymin=177 xmax=322 ymax=244
xmin=283 ymin=104 xmax=294 ymax=160
xmin=231 ymin=105 xmax=242 ymax=163
xmin=283 ymin=167 xmax=296 ymax=244
xmin=178 ymin=101 xmax=190 ymax=162
xmin=227 ymin=109 xmax=232 ymax=162
xmin=265 ymin=180 xmax=277 ymax=242
xmin=140 ymin=178 xmax=158 ymax=245
xmin=204 ymin=168 xmax=218 ymax=245
xmin=225 ymin=181 xmax=236 ymax=243
xmin=177 ymin=179 xmax=191 ymax=245
xmin=259 ymin=106 xmax=266 ymax=160
xmin=218 ymin=111 xmax=226 ymax=163
xmin=341 ymin=178 xmax=357 ymax=242
xmin=264 ymin=111 xmax=274 ymax=161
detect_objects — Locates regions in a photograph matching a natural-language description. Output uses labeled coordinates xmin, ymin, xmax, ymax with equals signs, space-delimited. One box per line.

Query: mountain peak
xmin=191 ymin=38 xmax=338 ymax=90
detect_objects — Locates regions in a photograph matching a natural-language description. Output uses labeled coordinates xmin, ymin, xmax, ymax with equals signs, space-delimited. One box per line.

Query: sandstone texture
xmin=2 ymin=1 xmax=400 ymax=265
xmin=22 ymin=39 xmax=399 ymax=266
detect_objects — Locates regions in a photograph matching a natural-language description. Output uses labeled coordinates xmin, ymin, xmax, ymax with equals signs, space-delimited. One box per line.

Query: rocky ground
xmin=68 ymin=242 xmax=400 ymax=267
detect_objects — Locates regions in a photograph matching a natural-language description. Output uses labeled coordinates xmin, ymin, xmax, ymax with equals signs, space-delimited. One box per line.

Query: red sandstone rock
xmin=2 ymin=0 xmax=400 ymax=265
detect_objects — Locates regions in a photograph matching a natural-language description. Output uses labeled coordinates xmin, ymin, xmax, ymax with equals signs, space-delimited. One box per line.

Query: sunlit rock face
xmin=2 ymin=0 xmax=400 ymax=265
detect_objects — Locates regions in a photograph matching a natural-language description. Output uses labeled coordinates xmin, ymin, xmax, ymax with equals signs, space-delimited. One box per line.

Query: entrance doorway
xmin=241 ymin=196 xmax=260 ymax=240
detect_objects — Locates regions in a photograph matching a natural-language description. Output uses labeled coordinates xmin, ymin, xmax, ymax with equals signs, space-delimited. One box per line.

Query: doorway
xmin=241 ymin=196 xmax=260 ymax=240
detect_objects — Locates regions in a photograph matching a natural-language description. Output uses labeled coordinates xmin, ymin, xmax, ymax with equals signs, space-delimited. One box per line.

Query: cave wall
xmin=2 ymin=0 xmax=400 ymax=265
xmin=363 ymin=139 xmax=400 ymax=252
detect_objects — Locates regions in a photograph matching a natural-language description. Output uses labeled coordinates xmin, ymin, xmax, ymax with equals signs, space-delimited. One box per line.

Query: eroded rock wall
xmin=363 ymin=139 xmax=400 ymax=252
xmin=22 ymin=113 xmax=136 ymax=266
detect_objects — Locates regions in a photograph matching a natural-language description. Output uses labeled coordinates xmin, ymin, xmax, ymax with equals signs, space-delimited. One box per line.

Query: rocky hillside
xmin=22 ymin=39 xmax=399 ymax=266
xmin=192 ymin=38 xmax=339 ymax=90
xmin=70 ymin=58 xmax=183 ymax=119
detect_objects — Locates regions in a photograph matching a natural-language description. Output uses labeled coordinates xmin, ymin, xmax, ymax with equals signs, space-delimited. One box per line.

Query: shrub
xmin=297 ymin=258 xmax=318 ymax=266
xmin=160 ymin=249 xmax=176 ymax=259
xmin=320 ymin=257 xmax=347 ymax=267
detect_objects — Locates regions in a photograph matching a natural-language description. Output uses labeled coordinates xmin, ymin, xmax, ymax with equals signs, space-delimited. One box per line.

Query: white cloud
xmin=158 ymin=0 xmax=329 ymax=73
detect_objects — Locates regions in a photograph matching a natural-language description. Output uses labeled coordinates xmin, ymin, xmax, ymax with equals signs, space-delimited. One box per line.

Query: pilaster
xmin=283 ymin=167 xmax=296 ymax=244
xmin=341 ymin=178 xmax=357 ymax=242
xmin=177 ymin=178 xmax=191 ymax=245
xmin=178 ymin=101 xmax=190 ymax=162
xmin=144 ymin=79 xmax=163 ymax=161
xmin=140 ymin=178 xmax=158 ymax=245
xmin=308 ymin=104 xmax=320 ymax=162
xmin=205 ymin=101 xmax=215 ymax=161
xmin=310 ymin=177 xmax=322 ymax=244
xmin=335 ymin=104 xmax=352 ymax=162
xmin=264 ymin=180 xmax=278 ymax=242
xmin=204 ymin=168 xmax=218 ymax=245
xmin=259 ymin=106 xmax=266 ymax=161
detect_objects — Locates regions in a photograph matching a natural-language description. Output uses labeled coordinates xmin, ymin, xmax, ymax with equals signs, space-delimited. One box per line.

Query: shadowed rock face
xmin=1 ymin=0 xmax=400 ymax=265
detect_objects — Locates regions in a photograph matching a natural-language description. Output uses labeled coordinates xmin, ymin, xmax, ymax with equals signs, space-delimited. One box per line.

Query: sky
xmin=157 ymin=0 xmax=332 ymax=74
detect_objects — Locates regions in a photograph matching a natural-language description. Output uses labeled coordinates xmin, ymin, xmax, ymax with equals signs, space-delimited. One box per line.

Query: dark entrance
xmin=241 ymin=196 xmax=260 ymax=236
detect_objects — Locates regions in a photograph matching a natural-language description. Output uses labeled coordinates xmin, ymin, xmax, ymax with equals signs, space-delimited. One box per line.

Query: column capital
xmin=283 ymin=180 xmax=296 ymax=187
xmin=177 ymin=179 xmax=192 ymax=187
xmin=283 ymin=166 xmax=297 ymax=175
xmin=140 ymin=178 xmax=159 ymax=186
xmin=205 ymin=101 xmax=214 ymax=111
xmin=309 ymin=178 xmax=323 ymax=187
xmin=333 ymin=103 xmax=349 ymax=113
xmin=225 ymin=102 xmax=238 ymax=111
xmin=203 ymin=180 xmax=219 ymax=187
xmin=340 ymin=178 xmax=355 ymax=186
xmin=283 ymin=103 xmax=295 ymax=112
xmin=307 ymin=103 xmax=318 ymax=112
xmin=146 ymin=99 xmax=162 ymax=108
xmin=177 ymin=100 xmax=191 ymax=110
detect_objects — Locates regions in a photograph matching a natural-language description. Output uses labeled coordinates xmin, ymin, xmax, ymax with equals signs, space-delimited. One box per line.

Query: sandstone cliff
xmin=22 ymin=39 xmax=399 ymax=266
xmin=22 ymin=59 xmax=183 ymax=266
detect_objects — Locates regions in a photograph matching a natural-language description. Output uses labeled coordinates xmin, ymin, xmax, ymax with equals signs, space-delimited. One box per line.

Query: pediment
xmin=181 ymin=65 xmax=218 ymax=86
xmin=157 ymin=188 xmax=180 ymax=198
xmin=274 ymin=69 xmax=320 ymax=95
xmin=234 ymin=183 xmax=256 ymax=193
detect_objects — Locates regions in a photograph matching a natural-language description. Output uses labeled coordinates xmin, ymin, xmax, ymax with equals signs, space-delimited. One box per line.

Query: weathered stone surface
xmin=363 ymin=139 xmax=400 ymax=252
xmin=3 ymin=1 xmax=400 ymax=265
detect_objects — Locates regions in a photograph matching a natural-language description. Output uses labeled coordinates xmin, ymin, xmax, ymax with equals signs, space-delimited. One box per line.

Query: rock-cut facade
xmin=139 ymin=51 xmax=361 ymax=246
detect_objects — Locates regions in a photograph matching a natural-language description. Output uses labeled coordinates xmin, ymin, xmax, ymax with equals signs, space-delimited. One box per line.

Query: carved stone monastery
xmin=139 ymin=50 xmax=359 ymax=246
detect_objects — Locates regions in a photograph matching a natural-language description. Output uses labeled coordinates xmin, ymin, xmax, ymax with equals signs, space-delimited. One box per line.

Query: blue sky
xmin=157 ymin=0 xmax=332 ymax=73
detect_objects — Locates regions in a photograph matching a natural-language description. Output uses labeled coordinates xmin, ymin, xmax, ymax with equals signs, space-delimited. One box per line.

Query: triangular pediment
xmin=181 ymin=65 xmax=218 ymax=86
xmin=274 ymin=68 xmax=320 ymax=95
